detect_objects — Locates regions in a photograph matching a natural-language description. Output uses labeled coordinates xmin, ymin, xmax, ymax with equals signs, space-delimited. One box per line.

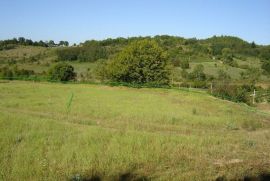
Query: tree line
xmin=0 ymin=37 xmax=69 ymax=50
xmin=54 ymin=35 xmax=270 ymax=73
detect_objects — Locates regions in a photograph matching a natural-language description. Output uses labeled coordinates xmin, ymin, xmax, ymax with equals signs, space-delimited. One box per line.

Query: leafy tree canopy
xmin=105 ymin=39 xmax=171 ymax=85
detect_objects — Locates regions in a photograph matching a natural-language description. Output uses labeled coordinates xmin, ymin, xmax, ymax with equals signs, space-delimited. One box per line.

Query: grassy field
xmin=0 ymin=46 xmax=56 ymax=63
xmin=14 ymin=62 xmax=96 ymax=75
xmin=0 ymin=81 xmax=270 ymax=180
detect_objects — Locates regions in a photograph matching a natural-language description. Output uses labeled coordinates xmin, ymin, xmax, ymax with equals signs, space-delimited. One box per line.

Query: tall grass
xmin=0 ymin=81 xmax=269 ymax=180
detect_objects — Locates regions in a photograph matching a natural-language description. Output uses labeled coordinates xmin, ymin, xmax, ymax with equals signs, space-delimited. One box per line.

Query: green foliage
xmin=48 ymin=62 xmax=76 ymax=81
xmin=181 ymin=69 xmax=189 ymax=79
xmin=205 ymin=35 xmax=256 ymax=56
xmin=0 ymin=67 xmax=14 ymax=80
xmin=240 ymin=67 xmax=261 ymax=84
xmin=262 ymin=60 xmax=270 ymax=74
xmin=0 ymin=38 xmax=70 ymax=51
xmin=217 ymin=69 xmax=231 ymax=81
xmin=222 ymin=48 xmax=232 ymax=58
xmin=56 ymin=41 xmax=108 ymax=62
xmin=267 ymin=88 xmax=270 ymax=103
xmin=78 ymin=41 xmax=108 ymax=62
xmin=59 ymin=41 xmax=69 ymax=47
xmin=105 ymin=40 xmax=171 ymax=85
xmin=0 ymin=66 xmax=35 ymax=80
xmin=212 ymin=83 xmax=255 ymax=104
xmin=251 ymin=41 xmax=256 ymax=48
xmin=56 ymin=47 xmax=80 ymax=61
xmin=93 ymin=59 xmax=108 ymax=81
xmin=185 ymin=64 xmax=207 ymax=88
xmin=189 ymin=64 xmax=206 ymax=81
xmin=1 ymin=35 xmax=270 ymax=86
xmin=259 ymin=46 xmax=270 ymax=60
xmin=180 ymin=59 xmax=190 ymax=69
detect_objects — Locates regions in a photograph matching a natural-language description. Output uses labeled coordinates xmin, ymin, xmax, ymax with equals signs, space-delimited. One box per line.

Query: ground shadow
xmin=216 ymin=173 xmax=270 ymax=181
xmin=70 ymin=172 xmax=149 ymax=181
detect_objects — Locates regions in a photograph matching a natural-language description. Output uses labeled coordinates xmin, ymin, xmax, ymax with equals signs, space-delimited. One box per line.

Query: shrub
xmin=105 ymin=39 xmax=171 ymax=85
xmin=211 ymin=83 xmax=255 ymax=104
xmin=48 ymin=62 xmax=76 ymax=81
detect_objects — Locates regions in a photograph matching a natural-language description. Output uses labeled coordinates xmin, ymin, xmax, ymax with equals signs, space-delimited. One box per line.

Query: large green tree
xmin=105 ymin=40 xmax=171 ymax=85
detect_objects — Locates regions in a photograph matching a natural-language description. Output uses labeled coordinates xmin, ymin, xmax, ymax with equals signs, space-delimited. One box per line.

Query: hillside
xmin=0 ymin=81 xmax=270 ymax=180
xmin=1 ymin=36 xmax=270 ymax=84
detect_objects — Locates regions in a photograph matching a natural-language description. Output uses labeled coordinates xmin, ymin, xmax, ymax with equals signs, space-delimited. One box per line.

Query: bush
xmin=105 ymin=39 xmax=171 ymax=85
xmin=48 ymin=62 xmax=76 ymax=81
xmin=211 ymin=83 xmax=254 ymax=104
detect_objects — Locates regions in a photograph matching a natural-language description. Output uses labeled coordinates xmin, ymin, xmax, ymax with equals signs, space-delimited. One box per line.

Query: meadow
xmin=0 ymin=81 xmax=270 ymax=180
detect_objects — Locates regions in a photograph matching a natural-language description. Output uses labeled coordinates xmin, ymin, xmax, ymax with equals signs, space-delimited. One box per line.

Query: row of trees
xmin=0 ymin=37 xmax=69 ymax=50
xmin=56 ymin=41 xmax=107 ymax=62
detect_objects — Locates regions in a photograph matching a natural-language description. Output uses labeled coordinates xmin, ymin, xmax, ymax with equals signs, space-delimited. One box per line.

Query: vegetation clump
xmin=48 ymin=62 xmax=76 ymax=81
xmin=102 ymin=40 xmax=171 ymax=85
xmin=0 ymin=66 xmax=35 ymax=80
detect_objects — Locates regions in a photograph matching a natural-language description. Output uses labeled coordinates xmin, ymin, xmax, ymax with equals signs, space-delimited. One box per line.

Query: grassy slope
xmin=0 ymin=81 xmax=270 ymax=180
xmin=0 ymin=46 xmax=56 ymax=63
xmin=0 ymin=46 xmax=95 ymax=75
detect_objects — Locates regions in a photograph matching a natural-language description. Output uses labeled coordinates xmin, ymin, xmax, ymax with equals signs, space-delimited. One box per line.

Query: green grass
xmin=0 ymin=46 xmax=56 ymax=63
xmin=189 ymin=61 xmax=245 ymax=79
xmin=13 ymin=61 xmax=96 ymax=74
xmin=0 ymin=81 xmax=270 ymax=180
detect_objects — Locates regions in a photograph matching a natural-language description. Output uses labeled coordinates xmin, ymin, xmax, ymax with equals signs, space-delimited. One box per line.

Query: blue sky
xmin=0 ymin=0 xmax=270 ymax=44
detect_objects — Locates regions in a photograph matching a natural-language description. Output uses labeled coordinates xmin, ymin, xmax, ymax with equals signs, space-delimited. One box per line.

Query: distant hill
xmin=0 ymin=35 xmax=270 ymax=84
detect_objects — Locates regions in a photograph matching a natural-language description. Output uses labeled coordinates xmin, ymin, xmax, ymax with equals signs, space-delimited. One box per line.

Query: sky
xmin=0 ymin=0 xmax=270 ymax=45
